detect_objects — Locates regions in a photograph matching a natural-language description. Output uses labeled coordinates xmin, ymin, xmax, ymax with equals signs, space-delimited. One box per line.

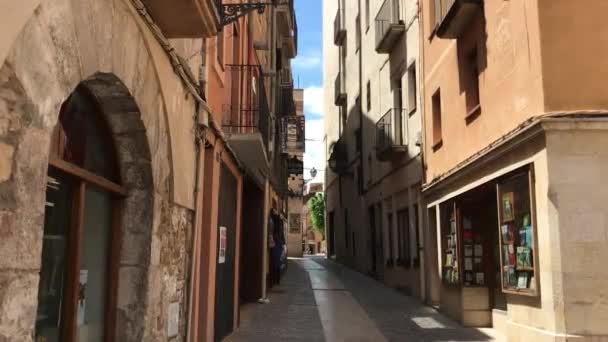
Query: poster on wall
xmin=218 ymin=226 xmax=227 ymax=264
xmin=289 ymin=214 xmax=302 ymax=234
xmin=77 ymin=270 xmax=88 ymax=325
xmin=281 ymin=116 xmax=305 ymax=154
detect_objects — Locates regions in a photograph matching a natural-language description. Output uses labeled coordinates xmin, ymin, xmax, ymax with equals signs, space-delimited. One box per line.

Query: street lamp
xmin=309 ymin=167 xmax=318 ymax=179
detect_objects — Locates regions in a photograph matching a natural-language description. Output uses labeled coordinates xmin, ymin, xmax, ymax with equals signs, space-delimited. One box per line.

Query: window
xmin=328 ymin=211 xmax=336 ymax=256
xmin=217 ymin=28 xmax=225 ymax=67
xmin=412 ymin=204 xmax=420 ymax=268
xmin=393 ymin=78 xmax=404 ymax=145
xmin=441 ymin=201 xmax=459 ymax=285
xmin=465 ymin=47 xmax=481 ymax=118
xmin=432 ymin=89 xmax=442 ymax=149
xmin=365 ymin=0 xmax=370 ymax=30
xmin=397 ymin=209 xmax=410 ymax=266
xmin=387 ymin=213 xmax=394 ymax=266
xmin=344 ymin=208 xmax=349 ymax=249
xmin=366 ymin=81 xmax=371 ymax=112
xmin=340 ymin=104 xmax=347 ymax=134
xmin=356 ymin=14 xmax=361 ymax=51
xmin=498 ymin=171 xmax=538 ymax=296
xmin=407 ymin=62 xmax=417 ymax=115
xmin=36 ymin=87 xmax=124 ymax=342
xmin=289 ymin=214 xmax=301 ymax=233
xmin=432 ymin=0 xmax=441 ymax=31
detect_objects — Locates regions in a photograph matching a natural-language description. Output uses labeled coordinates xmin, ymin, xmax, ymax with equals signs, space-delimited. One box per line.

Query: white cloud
xmin=304 ymin=86 xmax=324 ymax=117
xmin=304 ymin=119 xmax=326 ymax=184
xmin=292 ymin=51 xmax=322 ymax=70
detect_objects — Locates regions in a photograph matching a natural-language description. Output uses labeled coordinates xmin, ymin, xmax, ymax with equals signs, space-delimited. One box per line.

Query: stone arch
xmin=78 ymin=72 xmax=154 ymax=341
xmin=0 ymin=66 xmax=157 ymax=341
xmin=0 ymin=0 xmax=195 ymax=339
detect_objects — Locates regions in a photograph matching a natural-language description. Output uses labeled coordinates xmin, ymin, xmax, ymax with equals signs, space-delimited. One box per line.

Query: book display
xmin=462 ymin=215 xmax=486 ymax=286
xmin=497 ymin=172 xmax=538 ymax=295
xmin=442 ymin=204 xmax=459 ymax=285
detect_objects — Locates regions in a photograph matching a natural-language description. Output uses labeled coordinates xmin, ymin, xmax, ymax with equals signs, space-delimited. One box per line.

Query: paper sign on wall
xmin=219 ymin=226 xmax=227 ymax=264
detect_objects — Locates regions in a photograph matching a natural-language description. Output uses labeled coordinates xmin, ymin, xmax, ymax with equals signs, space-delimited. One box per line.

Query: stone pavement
xmin=224 ymin=259 xmax=325 ymax=342
xmin=225 ymin=257 xmax=503 ymax=342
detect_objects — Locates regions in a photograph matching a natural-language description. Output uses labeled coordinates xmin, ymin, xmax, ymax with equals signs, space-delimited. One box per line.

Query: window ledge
xmin=408 ymin=106 xmax=417 ymax=116
xmin=465 ymin=104 xmax=481 ymax=123
xmin=432 ymin=139 xmax=443 ymax=151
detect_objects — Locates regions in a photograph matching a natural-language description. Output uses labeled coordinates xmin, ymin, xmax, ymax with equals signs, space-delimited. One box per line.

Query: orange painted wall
xmin=423 ymin=0 xmax=608 ymax=184
xmin=537 ymin=0 xmax=608 ymax=111
xmin=422 ymin=0 xmax=545 ymax=183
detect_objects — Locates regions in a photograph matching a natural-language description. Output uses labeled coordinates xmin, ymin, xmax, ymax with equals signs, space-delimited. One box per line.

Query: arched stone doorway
xmin=0 ymin=70 xmax=155 ymax=341
xmin=50 ymin=73 xmax=155 ymax=342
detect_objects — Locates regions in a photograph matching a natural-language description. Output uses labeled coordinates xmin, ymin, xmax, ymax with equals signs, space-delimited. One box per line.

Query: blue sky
xmin=293 ymin=0 xmax=325 ymax=184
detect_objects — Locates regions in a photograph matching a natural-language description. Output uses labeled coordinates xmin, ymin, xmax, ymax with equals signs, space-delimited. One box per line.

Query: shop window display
xmin=461 ymin=215 xmax=486 ymax=286
xmin=441 ymin=202 xmax=459 ymax=285
xmin=497 ymin=171 xmax=538 ymax=295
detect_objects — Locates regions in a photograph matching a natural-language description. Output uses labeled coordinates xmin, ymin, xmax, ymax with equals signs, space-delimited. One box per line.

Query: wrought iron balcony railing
xmin=376 ymin=108 xmax=407 ymax=161
xmin=375 ymin=0 xmax=405 ymax=53
xmin=222 ymin=64 xmax=270 ymax=148
xmin=278 ymin=84 xmax=295 ymax=117
xmin=433 ymin=0 xmax=482 ymax=39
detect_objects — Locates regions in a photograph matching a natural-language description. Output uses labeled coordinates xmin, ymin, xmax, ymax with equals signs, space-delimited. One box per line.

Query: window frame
xmin=464 ymin=47 xmax=481 ymax=120
xmin=40 ymin=91 xmax=125 ymax=342
xmin=431 ymin=88 xmax=443 ymax=150
xmin=412 ymin=203 xmax=420 ymax=268
xmin=496 ymin=167 xmax=540 ymax=297
xmin=366 ymin=80 xmax=371 ymax=112
xmin=365 ymin=0 xmax=370 ymax=32
xmin=407 ymin=62 xmax=417 ymax=116
xmin=355 ymin=14 xmax=361 ymax=52
xmin=397 ymin=208 xmax=411 ymax=267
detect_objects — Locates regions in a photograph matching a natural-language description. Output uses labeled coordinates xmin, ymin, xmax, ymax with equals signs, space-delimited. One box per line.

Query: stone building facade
xmin=421 ymin=0 xmax=608 ymax=341
xmin=0 ymin=0 xmax=297 ymax=341
xmin=323 ymin=0 xmax=608 ymax=340
xmin=286 ymin=88 xmax=305 ymax=258
xmin=323 ymin=0 xmax=425 ymax=298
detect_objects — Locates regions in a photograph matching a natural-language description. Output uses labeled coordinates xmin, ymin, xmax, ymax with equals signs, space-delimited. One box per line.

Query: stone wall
xmin=545 ymin=123 xmax=608 ymax=339
xmin=0 ymin=0 xmax=200 ymax=340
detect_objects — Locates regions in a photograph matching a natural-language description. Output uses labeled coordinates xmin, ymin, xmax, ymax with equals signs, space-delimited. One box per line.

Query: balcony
xmin=375 ymin=0 xmax=405 ymax=53
xmin=375 ymin=108 xmax=407 ymax=161
xmin=223 ymin=64 xmax=270 ymax=181
xmin=287 ymin=156 xmax=304 ymax=175
xmin=279 ymin=67 xmax=293 ymax=86
xmin=277 ymin=0 xmax=298 ymax=58
xmin=140 ymin=0 xmax=220 ymax=38
xmin=278 ymin=84 xmax=295 ymax=116
xmin=434 ymin=0 xmax=482 ymax=39
xmin=334 ymin=8 xmax=346 ymax=45
xmin=327 ymin=138 xmax=348 ymax=174
xmin=334 ymin=72 xmax=346 ymax=106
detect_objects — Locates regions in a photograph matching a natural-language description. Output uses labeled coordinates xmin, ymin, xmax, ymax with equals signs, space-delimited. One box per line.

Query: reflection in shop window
xmin=497 ymin=170 xmax=539 ymax=296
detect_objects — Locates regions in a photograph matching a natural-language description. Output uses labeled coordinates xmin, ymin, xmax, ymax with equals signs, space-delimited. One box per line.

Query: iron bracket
xmin=220 ymin=1 xmax=276 ymax=27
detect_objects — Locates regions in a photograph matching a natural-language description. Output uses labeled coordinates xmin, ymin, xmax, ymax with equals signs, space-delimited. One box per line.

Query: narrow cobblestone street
xmin=226 ymin=257 xmax=504 ymax=342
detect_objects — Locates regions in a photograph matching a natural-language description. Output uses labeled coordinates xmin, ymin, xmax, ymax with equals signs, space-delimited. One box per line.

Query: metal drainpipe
xmin=186 ymin=39 xmax=208 ymax=342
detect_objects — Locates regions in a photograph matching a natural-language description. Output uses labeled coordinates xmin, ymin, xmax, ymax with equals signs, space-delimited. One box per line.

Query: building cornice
xmin=422 ymin=111 xmax=608 ymax=195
